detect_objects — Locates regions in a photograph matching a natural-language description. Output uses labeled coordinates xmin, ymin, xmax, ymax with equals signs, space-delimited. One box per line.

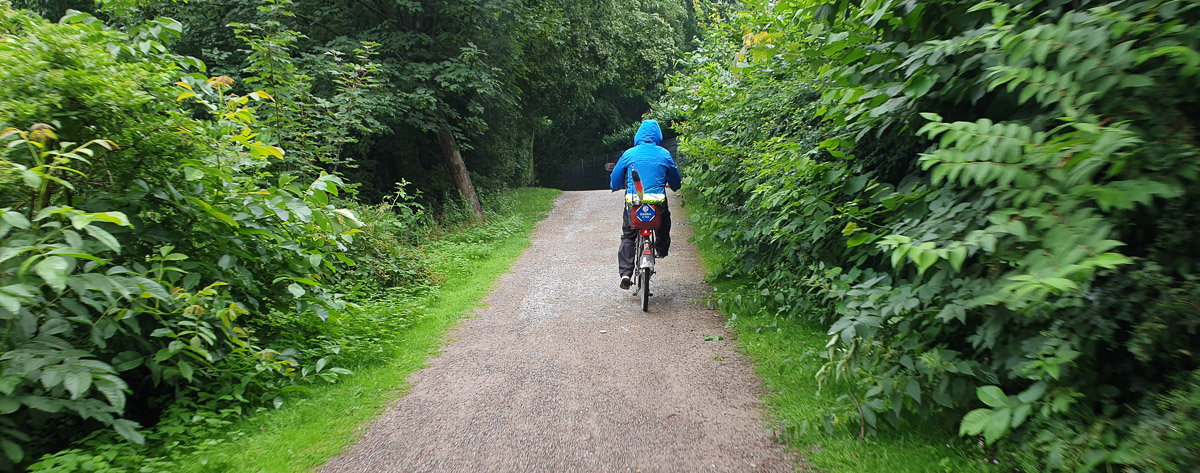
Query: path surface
xmin=321 ymin=190 xmax=797 ymax=472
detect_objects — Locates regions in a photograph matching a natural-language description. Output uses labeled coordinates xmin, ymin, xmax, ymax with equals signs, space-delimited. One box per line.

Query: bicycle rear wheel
xmin=640 ymin=267 xmax=651 ymax=312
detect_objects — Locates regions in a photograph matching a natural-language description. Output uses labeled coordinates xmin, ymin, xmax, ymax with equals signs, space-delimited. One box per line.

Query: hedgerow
xmin=661 ymin=0 xmax=1199 ymax=469
xmin=0 ymin=5 xmax=426 ymax=469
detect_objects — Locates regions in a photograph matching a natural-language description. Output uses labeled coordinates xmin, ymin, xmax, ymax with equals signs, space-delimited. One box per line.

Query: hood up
xmin=633 ymin=120 xmax=663 ymax=146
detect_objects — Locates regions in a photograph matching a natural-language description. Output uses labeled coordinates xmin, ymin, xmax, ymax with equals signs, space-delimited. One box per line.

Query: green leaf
xmin=63 ymin=371 xmax=92 ymax=399
xmin=1011 ymin=403 xmax=1032 ymax=428
xmin=914 ymin=249 xmax=938 ymax=274
xmin=22 ymin=170 xmax=42 ymax=188
xmin=906 ymin=73 xmax=937 ymax=98
xmin=890 ymin=246 xmax=909 ymax=268
xmin=983 ymin=407 xmax=1012 ymax=444
xmin=34 ymin=256 xmax=71 ymax=292
xmin=905 ymin=380 xmax=922 ymax=404
xmin=846 ymin=232 xmax=874 ymax=247
xmin=287 ymin=283 xmax=306 ymax=298
xmin=132 ymin=276 xmax=172 ymax=301
xmin=1 ymin=211 xmax=30 ymax=229
xmin=937 ymin=304 xmax=966 ymax=324
xmin=332 ymin=209 xmax=363 ymax=227
xmin=1 ymin=439 xmax=22 ymax=463
xmin=68 ymin=213 xmax=94 ymax=230
xmin=1091 ymin=252 xmax=1131 ymax=269
xmin=40 ymin=366 xmax=64 ymax=389
xmin=1040 ymin=277 xmax=1078 ymax=292
xmin=0 ymin=376 xmax=20 ymax=396
xmin=0 ymin=293 xmax=21 ymax=314
xmin=23 ymin=395 xmax=63 ymax=413
xmin=159 ymin=18 xmax=183 ymax=35
xmin=112 ymin=419 xmax=145 ymax=444
xmin=83 ymin=225 xmax=121 ymax=253
xmin=63 ymin=229 xmax=84 ymax=249
xmin=89 ymin=212 xmax=131 ymax=227
xmin=1046 ymin=362 xmax=1061 ymax=380
xmin=948 ymin=246 xmax=967 ymax=272
xmin=94 ymin=377 xmax=126 ymax=413
xmin=208 ymin=209 xmax=239 ymax=227
xmin=112 ymin=352 xmax=143 ymax=372
xmin=978 ymin=385 xmax=1008 ymax=408
xmin=0 ymin=397 xmax=19 ymax=415
xmin=178 ymin=361 xmax=194 ymax=382
xmin=188 ymin=197 xmax=239 ymax=227
xmin=1018 ymin=382 xmax=1047 ymax=403
xmin=959 ymin=408 xmax=992 ymax=436
xmin=183 ymin=166 xmax=204 ymax=180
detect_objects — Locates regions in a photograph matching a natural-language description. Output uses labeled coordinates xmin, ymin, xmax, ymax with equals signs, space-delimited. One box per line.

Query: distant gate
xmin=559 ymin=138 xmax=679 ymax=191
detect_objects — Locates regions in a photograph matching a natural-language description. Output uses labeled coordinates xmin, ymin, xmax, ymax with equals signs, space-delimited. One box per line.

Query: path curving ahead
xmin=321 ymin=190 xmax=798 ymax=472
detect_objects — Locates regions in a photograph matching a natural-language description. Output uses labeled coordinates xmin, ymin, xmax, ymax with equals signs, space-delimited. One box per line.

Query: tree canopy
xmin=0 ymin=0 xmax=693 ymax=469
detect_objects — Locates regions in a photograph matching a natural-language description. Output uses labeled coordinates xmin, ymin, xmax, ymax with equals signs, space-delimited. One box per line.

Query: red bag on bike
xmin=629 ymin=203 xmax=662 ymax=230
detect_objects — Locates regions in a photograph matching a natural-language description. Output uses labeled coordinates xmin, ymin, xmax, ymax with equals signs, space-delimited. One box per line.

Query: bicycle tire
xmin=640 ymin=267 xmax=651 ymax=312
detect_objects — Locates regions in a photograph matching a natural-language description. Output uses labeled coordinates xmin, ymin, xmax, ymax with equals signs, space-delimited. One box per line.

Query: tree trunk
xmin=436 ymin=127 xmax=485 ymax=221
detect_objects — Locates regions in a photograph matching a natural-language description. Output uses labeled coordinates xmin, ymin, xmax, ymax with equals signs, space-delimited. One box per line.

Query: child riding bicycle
xmin=607 ymin=120 xmax=682 ymax=290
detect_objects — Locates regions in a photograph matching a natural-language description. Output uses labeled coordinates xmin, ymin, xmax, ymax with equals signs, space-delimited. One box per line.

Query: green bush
xmin=0 ymin=6 xmax=365 ymax=468
xmin=334 ymin=181 xmax=428 ymax=298
xmin=661 ymin=0 xmax=1200 ymax=470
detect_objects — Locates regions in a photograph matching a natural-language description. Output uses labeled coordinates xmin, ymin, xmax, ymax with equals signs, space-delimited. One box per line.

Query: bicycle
xmin=626 ymin=169 xmax=661 ymax=312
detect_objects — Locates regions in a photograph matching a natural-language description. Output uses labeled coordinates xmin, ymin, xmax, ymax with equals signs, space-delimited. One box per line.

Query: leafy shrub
xmin=661 ymin=0 xmax=1200 ymax=470
xmin=0 ymin=6 xmax=364 ymax=468
xmin=335 ymin=181 xmax=428 ymax=298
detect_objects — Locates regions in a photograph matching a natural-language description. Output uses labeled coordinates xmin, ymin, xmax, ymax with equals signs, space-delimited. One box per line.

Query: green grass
xmin=179 ymin=187 xmax=561 ymax=473
xmin=678 ymin=198 xmax=999 ymax=473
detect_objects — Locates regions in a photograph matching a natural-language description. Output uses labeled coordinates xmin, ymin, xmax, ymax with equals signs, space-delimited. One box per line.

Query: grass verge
xmin=179 ymin=187 xmax=561 ymax=473
xmin=678 ymin=197 xmax=1000 ymax=473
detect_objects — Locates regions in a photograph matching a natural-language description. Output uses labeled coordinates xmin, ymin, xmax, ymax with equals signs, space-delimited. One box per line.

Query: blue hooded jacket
xmin=609 ymin=120 xmax=681 ymax=203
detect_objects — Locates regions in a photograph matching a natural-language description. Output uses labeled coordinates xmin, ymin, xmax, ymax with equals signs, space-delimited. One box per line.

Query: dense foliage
xmin=0 ymin=6 xmax=379 ymax=469
xmin=117 ymin=0 xmax=696 ymax=198
xmin=13 ymin=0 xmax=1198 ymax=469
xmin=0 ymin=0 xmax=700 ymax=468
xmin=662 ymin=0 xmax=1200 ymax=470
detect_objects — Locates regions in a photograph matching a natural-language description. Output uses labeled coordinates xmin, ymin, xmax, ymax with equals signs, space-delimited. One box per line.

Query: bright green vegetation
xmin=2 ymin=0 xmax=683 ymax=466
xmin=5 ymin=0 xmax=1200 ymax=469
xmin=688 ymin=198 xmax=992 ymax=473
xmin=30 ymin=188 xmax=559 ymax=472
xmin=174 ymin=188 xmax=560 ymax=473
xmin=657 ymin=1 xmax=1200 ymax=471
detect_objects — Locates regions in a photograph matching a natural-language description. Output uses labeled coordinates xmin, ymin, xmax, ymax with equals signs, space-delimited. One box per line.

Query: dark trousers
xmin=619 ymin=199 xmax=671 ymax=277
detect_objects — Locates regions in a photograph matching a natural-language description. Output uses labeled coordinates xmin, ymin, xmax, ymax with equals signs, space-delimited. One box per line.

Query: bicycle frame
xmin=626 ymin=167 xmax=658 ymax=311
xmin=634 ymin=229 xmax=655 ymax=279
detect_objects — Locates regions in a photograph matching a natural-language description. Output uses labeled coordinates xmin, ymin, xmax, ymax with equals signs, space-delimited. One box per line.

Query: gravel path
xmin=320 ymin=190 xmax=799 ymax=472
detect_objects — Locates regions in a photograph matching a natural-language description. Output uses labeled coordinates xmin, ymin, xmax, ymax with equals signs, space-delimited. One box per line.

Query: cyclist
xmin=608 ymin=119 xmax=681 ymax=290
